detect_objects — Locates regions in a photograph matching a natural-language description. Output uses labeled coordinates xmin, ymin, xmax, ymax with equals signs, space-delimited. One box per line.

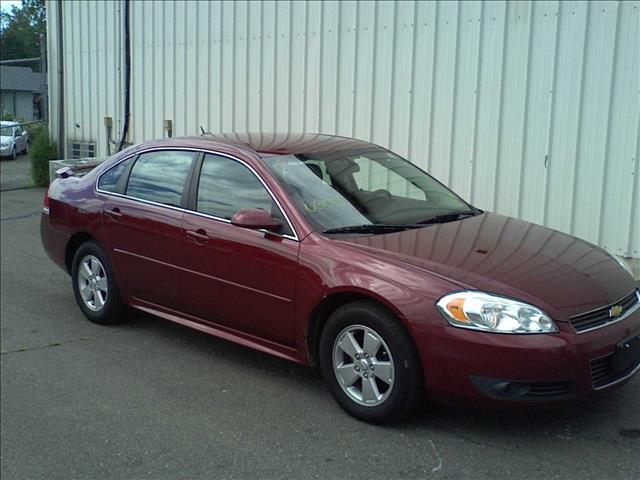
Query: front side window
xmin=126 ymin=151 xmax=196 ymax=206
xmin=263 ymin=146 xmax=476 ymax=233
xmin=97 ymin=157 xmax=134 ymax=193
xmin=196 ymin=154 xmax=292 ymax=235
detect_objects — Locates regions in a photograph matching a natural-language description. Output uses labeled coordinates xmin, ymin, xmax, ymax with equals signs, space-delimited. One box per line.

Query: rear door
xmin=179 ymin=153 xmax=300 ymax=347
xmin=98 ymin=150 xmax=198 ymax=310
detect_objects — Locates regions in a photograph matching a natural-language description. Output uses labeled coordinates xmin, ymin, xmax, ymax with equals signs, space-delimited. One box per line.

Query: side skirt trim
xmin=129 ymin=298 xmax=305 ymax=365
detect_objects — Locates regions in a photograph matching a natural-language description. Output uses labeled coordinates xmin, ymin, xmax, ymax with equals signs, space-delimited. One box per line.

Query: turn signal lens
xmin=445 ymin=297 xmax=469 ymax=322
xmin=436 ymin=291 xmax=557 ymax=334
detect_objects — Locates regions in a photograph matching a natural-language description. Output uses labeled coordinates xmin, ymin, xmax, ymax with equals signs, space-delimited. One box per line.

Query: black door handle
xmin=186 ymin=229 xmax=210 ymax=242
xmin=105 ymin=207 xmax=123 ymax=220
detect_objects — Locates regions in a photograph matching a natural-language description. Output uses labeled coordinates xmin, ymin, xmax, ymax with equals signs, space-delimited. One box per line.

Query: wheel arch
xmin=305 ymin=289 xmax=415 ymax=368
xmin=65 ymin=232 xmax=96 ymax=273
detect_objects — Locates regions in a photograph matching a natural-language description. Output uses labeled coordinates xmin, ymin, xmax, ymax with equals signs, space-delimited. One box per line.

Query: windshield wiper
xmin=322 ymin=224 xmax=423 ymax=235
xmin=417 ymin=210 xmax=481 ymax=225
xmin=323 ymin=209 xmax=482 ymax=234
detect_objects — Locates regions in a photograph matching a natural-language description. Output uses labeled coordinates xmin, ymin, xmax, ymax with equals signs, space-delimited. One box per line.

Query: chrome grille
xmin=570 ymin=290 xmax=640 ymax=333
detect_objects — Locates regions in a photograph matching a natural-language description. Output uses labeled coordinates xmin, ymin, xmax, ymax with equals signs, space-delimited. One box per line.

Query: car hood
xmin=0 ymin=135 xmax=12 ymax=141
xmin=338 ymin=212 xmax=636 ymax=320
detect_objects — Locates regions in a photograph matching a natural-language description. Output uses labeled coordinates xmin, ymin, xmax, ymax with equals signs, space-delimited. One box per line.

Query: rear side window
xmin=126 ymin=151 xmax=196 ymax=206
xmin=97 ymin=157 xmax=134 ymax=193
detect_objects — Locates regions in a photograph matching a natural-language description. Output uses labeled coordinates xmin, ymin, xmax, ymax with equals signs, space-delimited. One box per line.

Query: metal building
xmin=46 ymin=0 xmax=640 ymax=267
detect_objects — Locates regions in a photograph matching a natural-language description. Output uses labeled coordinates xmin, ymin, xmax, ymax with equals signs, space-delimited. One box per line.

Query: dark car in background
xmin=41 ymin=133 xmax=639 ymax=423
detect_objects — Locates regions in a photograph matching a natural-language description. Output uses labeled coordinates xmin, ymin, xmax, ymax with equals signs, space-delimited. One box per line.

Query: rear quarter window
xmin=97 ymin=157 xmax=134 ymax=193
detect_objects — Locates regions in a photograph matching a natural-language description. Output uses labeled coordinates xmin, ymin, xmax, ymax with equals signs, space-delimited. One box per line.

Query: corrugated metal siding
xmin=48 ymin=0 xmax=640 ymax=259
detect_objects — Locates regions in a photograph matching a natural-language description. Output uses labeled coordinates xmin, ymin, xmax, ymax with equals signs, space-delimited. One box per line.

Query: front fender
xmin=294 ymin=234 xmax=461 ymax=362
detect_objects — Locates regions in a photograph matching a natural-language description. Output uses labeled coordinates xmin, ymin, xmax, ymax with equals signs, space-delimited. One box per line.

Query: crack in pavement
xmin=0 ymin=211 xmax=42 ymax=222
xmin=428 ymin=439 xmax=443 ymax=472
xmin=0 ymin=336 xmax=97 ymax=355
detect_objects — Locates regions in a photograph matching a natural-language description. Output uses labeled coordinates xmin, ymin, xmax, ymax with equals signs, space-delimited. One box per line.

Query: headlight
xmin=436 ymin=291 xmax=557 ymax=334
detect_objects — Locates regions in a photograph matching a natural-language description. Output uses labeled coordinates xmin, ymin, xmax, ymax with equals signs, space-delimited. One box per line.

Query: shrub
xmin=30 ymin=126 xmax=58 ymax=187
xmin=23 ymin=121 xmax=42 ymax=138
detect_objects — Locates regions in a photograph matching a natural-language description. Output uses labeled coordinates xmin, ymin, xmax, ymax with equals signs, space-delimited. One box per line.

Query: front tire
xmin=11 ymin=146 xmax=16 ymax=160
xmin=71 ymin=241 xmax=125 ymax=324
xmin=319 ymin=301 xmax=423 ymax=424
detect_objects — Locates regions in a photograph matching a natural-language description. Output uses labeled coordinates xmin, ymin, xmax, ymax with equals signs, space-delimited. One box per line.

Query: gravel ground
xmin=1 ymin=187 xmax=639 ymax=480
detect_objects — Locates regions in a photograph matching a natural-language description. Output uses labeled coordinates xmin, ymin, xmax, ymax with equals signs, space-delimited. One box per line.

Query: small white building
xmin=0 ymin=65 xmax=45 ymax=121
xmin=46 ymin=0 xmax=639 ymax=269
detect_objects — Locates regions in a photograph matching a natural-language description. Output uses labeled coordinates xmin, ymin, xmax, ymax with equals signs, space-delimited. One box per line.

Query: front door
xmin=179 ymin=153 xmax=300 ymax=347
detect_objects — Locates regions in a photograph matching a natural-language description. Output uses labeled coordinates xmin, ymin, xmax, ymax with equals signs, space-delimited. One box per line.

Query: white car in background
xmin=0 ymin=121 xmax=29 ymax=160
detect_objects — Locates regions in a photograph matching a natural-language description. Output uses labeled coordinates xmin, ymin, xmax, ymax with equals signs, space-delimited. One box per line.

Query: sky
xmin=0 ymin=0 xmax=22 ymax=14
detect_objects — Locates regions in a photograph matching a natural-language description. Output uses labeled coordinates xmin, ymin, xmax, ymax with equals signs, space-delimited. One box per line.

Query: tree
xmin=0 ymin=0 xmax=46 ymax=70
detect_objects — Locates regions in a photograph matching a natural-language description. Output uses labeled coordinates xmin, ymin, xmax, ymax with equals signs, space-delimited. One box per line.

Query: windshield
xmin=263 ymin=145 xmax=476 ymax=234
xmin=0 ymin=127 xmax=13 ymax=137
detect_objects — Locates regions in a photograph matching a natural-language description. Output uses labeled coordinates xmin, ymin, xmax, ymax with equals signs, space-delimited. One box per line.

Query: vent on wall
xmin=68 ymin=142 xmax=96 ymax=159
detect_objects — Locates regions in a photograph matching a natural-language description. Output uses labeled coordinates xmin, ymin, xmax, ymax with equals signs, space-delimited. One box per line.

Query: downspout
xmin=117 ymin=0 xmax=131 ymax=152
xmin=56 ymin=0 xmax=64 ymax=158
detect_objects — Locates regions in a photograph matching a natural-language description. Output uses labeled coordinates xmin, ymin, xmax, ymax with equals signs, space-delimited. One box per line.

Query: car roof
xmin=0 ymin=121 xmax=19 ymax=127
xmin=136 ymin=133 xmax=378 ymax=158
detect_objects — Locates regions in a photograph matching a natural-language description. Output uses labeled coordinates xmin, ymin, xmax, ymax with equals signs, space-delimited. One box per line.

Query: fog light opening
xmin=494 ymin=381 xmax=531 ymax=398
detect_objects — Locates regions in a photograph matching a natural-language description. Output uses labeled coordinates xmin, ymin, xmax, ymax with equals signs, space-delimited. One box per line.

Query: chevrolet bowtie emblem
xmin=609 ymin=305 xmax=623 ymax=318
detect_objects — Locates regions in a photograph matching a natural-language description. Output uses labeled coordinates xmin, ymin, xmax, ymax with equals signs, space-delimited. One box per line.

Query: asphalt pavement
xmin=0 ymin=154 xmax=33 ymax=191
xmin=1 ymin=187 xmax=639 ymax=480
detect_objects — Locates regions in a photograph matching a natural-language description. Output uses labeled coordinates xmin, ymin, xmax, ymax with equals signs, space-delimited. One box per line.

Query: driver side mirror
xmin=231 ymin=208 xmax=283 ymax=232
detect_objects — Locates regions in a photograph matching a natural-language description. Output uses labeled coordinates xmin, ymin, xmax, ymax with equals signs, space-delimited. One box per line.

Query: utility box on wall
xmin=67 ymin=142 xmax=96 ymax=159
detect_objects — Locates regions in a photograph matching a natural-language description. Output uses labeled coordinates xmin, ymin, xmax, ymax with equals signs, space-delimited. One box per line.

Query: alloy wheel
xmin=77 ymin=254 xmax=108 ymax=312
xmin=332 ymin=324 xmax=395 ymax=407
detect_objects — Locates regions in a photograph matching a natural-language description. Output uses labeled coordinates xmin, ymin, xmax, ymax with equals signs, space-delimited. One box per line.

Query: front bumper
xmin=417 ymin=303 xmax=640 ymax=404
xmin=0 ymin=144 xmax=14 ymax=156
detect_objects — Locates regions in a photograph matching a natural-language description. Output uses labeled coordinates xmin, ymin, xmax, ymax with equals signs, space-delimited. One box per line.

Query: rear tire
xmin=71 ymin=240 xmax=126 ymax=325
xmin=11 ymin=146 xmax=16 ymax=160
xmin=319 ymin=301 xmax=424 ymax=424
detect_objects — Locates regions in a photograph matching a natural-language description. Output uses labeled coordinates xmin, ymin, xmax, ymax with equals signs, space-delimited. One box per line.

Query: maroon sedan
xmin=41 ymin=133 xmax=639 ymax=423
